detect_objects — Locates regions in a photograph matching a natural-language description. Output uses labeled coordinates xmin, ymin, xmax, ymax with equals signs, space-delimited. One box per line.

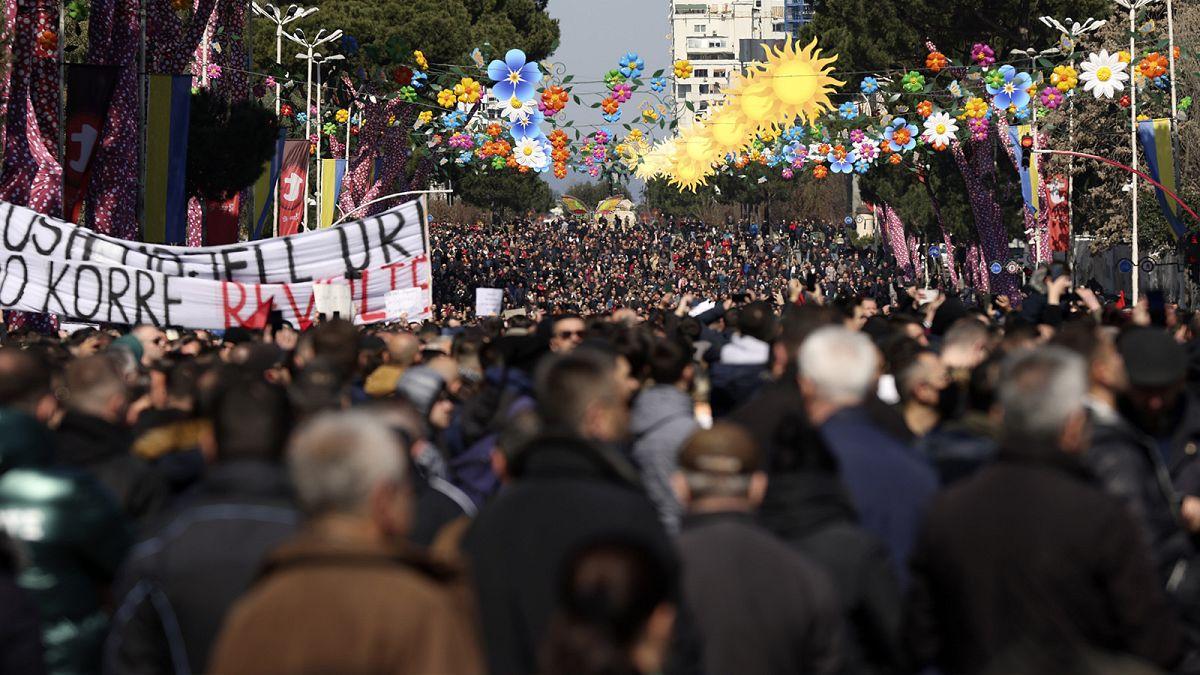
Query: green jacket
xmin=0 ymin=408 xmax=131 ymax=675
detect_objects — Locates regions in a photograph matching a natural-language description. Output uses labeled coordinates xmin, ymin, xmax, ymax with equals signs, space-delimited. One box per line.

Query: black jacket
xmin=679 ymin=510 xmax=842 ymax=675
xmin=760 ymin=473 xmax=904 ymax=674
xmin=0 ymin=532 xmax=44 ymax=675
xmin=106 ymin=460 xmax=300 ymax=675
xmin=905 ymin=448 xmax=1183 ymax=674
xmin=462 ymin=434 xmax=673 ymax=675
xmin=1085 ymin=402 xmax=1199 ymax=599
xmin=55 ymin=411 xmax=168 ymax=522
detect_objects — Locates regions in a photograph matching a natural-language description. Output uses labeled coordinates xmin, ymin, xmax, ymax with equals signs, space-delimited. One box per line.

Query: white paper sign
xmin=475 ymin=287 xmax=503 ymax=317
xmin=313 ymin=283 xmax=353 ymax=320
xmin=385 ymin=288 xmax=425 ymax=320
xmin=688 ymin=299 xmax=716 ymax=317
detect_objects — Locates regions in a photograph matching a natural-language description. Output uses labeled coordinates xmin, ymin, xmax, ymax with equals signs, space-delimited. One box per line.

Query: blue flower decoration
xmin=1013 ymin=105 xmax=1030 ymax=121
xmin=509 ymin=109 xmax=546 ymax=140
xmin=602 ymin=110 xmax=622 ymax=123
xmin=619 ymin=52 xmax=644 ymax=79
xmin=883 ymin=117 xmax=918 ymax=152
xmin=443 ymin=110 xmax=467 ymax=129
xmin=650 ymin=76 xmax=667 ymax=92
xmin=860 ymin=77 xmax=879 ymax=94
xmin=838 ymin=102 xmax=858 ymax=120
xmin=782 ymin=126 xmax=805 ymax=142
xmin=411 ymin=70 xmax=428 ymax=88
xmin=295 ymin=112 xmax=308 ymax=124
xmin=1154 ymin=75 xmax=1170 ymax=90
xmin=457 ymin=150 xmax=474 ymax=164
xmin=827 ymin=150 xmax=858 ymax=173
xmin=341 ymin=35 xmax=359 ymax=57
xmin=854 ymin=160 xmax=870 ymax=174
xmin=985 ymin=64 xmax=1032 ymax=110
xmin=488 ymin=49 xmax=541 ymax=101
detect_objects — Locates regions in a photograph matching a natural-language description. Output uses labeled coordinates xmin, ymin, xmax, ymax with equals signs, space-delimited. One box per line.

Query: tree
xmin=642 ymin=177 xmax=716 ymax=219
xmin=800 ymin=0 xmax=1108 ymax=241
xmin=185 ymin=91 xmax=279 ymax=202
xmin=451 ymin=165 xmax=553 ymax=216
xmin=565 ymin=180 xmax=630 ymax=207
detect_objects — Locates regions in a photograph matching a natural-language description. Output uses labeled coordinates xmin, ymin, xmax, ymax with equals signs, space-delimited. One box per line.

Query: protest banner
xmin=385 ymin=287 xmax=426 ymax=321
xmin=0 ymin=198 xmax=433 ymax=329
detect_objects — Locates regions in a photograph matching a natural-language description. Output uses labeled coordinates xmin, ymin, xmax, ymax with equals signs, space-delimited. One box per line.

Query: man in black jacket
xmin=106 ymin=371 xmax=300 ymax=675
xmin=675 ymin=423 xmax=841 ymax=675
xmin=906 ymin=346 xmax=1182 ymax=674
xmin=462 ymin=348 xmax=672 ymax=675
xmin=55 ymin=355 xmax=168 ymax=522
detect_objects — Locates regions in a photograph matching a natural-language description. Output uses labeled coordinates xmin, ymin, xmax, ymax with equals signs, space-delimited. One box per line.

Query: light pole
xmin=1115 ymin=0 xmax=1158 ymax=303
xmin=285 ymin=28 xmax=343 ymax=141
xmin=304 ymin=52 xmax=344 ymax=226
xmin=1010 ymin=46 xmax=1060 ymax=265
xmin=250 ymin=3 xmax=317 ymax=115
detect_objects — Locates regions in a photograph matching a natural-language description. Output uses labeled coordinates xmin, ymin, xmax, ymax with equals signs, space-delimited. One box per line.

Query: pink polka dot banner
xmin=951 ymin=137 xmax=1015 ymax=297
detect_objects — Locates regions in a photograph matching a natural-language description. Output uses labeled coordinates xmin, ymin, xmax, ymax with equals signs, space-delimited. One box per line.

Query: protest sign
xmin=385 ymin=287 xmax=425 ymax=321
xmin=0 ymin=198 xmax=433 ymax=329
xmin=475 ymin=287 xmax=503 ymax=317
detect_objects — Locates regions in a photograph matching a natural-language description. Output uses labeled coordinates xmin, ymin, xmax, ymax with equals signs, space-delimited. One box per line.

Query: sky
xmin=544 ymin=0 xmax=673 ymax=194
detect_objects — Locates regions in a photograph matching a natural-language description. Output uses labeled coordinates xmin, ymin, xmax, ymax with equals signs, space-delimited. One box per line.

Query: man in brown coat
xmin=208 ymin=410 xmax=483 ymax=674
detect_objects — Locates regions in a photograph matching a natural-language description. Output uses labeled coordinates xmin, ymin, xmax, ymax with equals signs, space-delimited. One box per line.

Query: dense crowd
xmin=4 ymin=221 xmax=1200 ymax=675
xmin=431 ymin=217 xmax=906 ymax=317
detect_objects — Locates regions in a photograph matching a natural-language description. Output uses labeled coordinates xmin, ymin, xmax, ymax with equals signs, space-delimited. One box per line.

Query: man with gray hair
xmin=798 ymin=326 xmax=937 ymax=587
xmin=209 ymin=410 xmax=482 ymax=674
xmin=906 ymin=347 xmax=1182 ymax=674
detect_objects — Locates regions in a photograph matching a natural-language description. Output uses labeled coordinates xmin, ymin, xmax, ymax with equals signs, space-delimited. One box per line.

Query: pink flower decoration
xmin=206 ymin=63 xmax=222 ymax=80
xmin=849 ymin=129 xmax=865 ymax=143
xmin=971 ymin=43 xmax=995 ymax=67
xmin=264 ymin=76 xmax=277 ymax=88
xmin=968 ymin=116 xmax=989 ymax=141
xmin=781 ymin=168 xmax=794 ymax=179
xmin=612 ymin=83 xmax=632 ymax=104
xmin=1039 ymin=86 xmax=1064 ymax=109
xmin=593 ymin=131 xmax=609 ymax=145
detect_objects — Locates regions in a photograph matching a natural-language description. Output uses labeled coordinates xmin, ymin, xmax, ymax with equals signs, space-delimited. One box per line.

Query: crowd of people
xmin=2 ymin=216 xmax=1200 ymax=675
xmin=431 ymin=217 xmax=904 ymax=317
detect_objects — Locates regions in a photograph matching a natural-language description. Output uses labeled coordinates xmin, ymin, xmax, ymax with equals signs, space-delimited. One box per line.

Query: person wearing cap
xmin=1116 ymin=327 xmax=1200 ymax=502
xmin=674 ymin=423 xmax=842 ymax=675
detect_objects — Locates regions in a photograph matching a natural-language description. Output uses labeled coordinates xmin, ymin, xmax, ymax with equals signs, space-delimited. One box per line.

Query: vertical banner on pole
xmin=63 ymin=65 xmax=120 ymax=223
xmin=252 ymin=131 xmax=286 ymax=239
xmin=205 ymin=194 xmax=241 ymax=245
xmin=318 ymin=158 xmax=346 ymax=228
xmin=1137 ymin=118 xmax=1186 ymax=239
xmin=144 ymin=74 xmax=192 ymax=244
xmin=1043 ymin=175 xmax=1071 ymax=253
xmin=277 ymin=139 xmax=309 ymax=236
xmin=1010 ymin=124 xmax=1040 ymax=214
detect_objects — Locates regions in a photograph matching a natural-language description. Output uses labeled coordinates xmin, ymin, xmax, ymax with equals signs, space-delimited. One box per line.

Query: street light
xmin=286 ymin=28 xmax=343 ymax=141
xmin=250 ymin=3 xmax=317 ymax=115
xmin=308 ymin=52 xmax=345 ymax=227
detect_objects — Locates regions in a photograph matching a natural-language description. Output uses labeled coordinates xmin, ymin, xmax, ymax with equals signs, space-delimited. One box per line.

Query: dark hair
xmin=536 ymin=348 xmax=619 ymax=434
xmin=208 ymin=370 xmax=293 ymax=461
xmin=737 ymin=301 xmax=777 ymax=342
xmin=0 ymin=348 xmax=51 ymax=412
xmin=539 ymin=537 xmax=676 ymax=675
xmin=310 ymin=319 xmax=359 ymax=381
xmin=647 ymin=337 xmax=692 ymax=385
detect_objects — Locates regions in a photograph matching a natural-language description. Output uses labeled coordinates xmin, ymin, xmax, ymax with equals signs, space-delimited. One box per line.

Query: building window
xmin=713 ymin=69 xmax=727 ymax=79
xmin=694 ymin=68 xmax=709 ymax=78
xmin=772 ymin=22 xmax=784 ymax=32
xmin=699 ymin=83 xmax=710 ymax=94
xmin=677 ymin=84 xmax=691 ymax=96
xmin=694 ymin=24 xmax=706 ymax=33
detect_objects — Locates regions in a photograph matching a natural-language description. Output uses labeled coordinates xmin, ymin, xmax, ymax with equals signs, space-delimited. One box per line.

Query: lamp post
xmin=1114 ymin=0 xmax=1158 ymax=303
xmin=303 ymin=52 xmax=344 ymax=227
xmin=1010 ymin=46 xmax=1060 ymax=265
xmin=250 ymin=3 xmax=317 ymax=115
xmin=286 ymin=28 xmax=342 ymax=231
xmin=1037 ymin=16 xmax=1107 ymax=278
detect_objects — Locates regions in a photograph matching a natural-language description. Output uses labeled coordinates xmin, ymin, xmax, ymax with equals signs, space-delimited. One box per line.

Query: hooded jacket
xmin=0 ymin=408 xmax=131 ymax=675
xmin=629 ymin=384 xmax=697 ymax=533
xmin=462 ymin=434 xmax=672 ymax=675
xmin=55 ymin=411 xmax=168 ymax=522
xmin=760 ymin=472 xmax=905 ymax=674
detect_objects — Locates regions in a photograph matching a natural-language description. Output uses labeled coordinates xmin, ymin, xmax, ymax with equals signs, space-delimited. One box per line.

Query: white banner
xmin=0 ymin=199 xmax=433 ymax=329
xmin=475 ymin=287 xmax=503 ymax=317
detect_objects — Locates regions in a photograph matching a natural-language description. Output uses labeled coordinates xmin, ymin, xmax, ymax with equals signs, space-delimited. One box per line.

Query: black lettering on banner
xmin=253 ymin=244 xmax=268 ymax=284
xmin=156 ymin=251 xmax=184 ymax=277
xmin=106 ymin=267 xmax=130 ymax=323
xmin=161 ymin=276 xmax=183 ymax=326
xmin=284 ymin=238 xmax=311 ymax=283
xmin=207 ymin=252 xmax=220 ymax=280
xmin=62 ymin=225 xmax=86 ymax=259
xmin=377 ymin=213 xmax=411 ymax=263
xmin=40 ymin=261 xmax=71 ymax=314
xmin=219 ymin=247 xmax=249 ymax=281
xmin=0 ymin=254 xmax=28 ymax=305
xmin=2 ymin=207 xmax=31 ymax=252
xmin=72 ymin=264 xmax=102 ymax=319
xmin=336 ymin=220 xmax=371 ymax=274
xmin=134 ymin=270 xmax=159 ymax=325
xmin=31 ymin=217 xmax=63 ymax=256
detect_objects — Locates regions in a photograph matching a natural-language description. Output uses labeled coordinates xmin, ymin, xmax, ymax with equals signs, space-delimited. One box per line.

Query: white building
xmin=669 ymin=0 xmax=789 ymax=126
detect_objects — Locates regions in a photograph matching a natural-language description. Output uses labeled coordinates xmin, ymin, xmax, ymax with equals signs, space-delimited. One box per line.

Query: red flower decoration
xmin=280 ymin=103 xmax=294 ymax=117
xmin=391 ymin=66 xmax=413 ymax=86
